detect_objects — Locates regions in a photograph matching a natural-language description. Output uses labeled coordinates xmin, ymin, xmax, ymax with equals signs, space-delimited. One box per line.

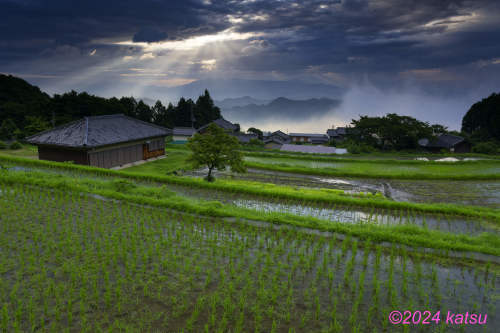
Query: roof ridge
xmin=83 ymin=117 xmax=89 ymax=146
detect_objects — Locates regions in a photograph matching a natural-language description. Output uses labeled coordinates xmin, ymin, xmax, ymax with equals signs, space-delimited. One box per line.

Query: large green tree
xmin=187 ymin=123 xmax=245 ymax=181
xmin=462 ymin=93 xmax=500 ymax=141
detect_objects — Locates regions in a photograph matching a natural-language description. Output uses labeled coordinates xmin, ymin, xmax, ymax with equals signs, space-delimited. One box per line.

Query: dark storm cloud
xmin=132 ymin=28 xmax=168 ymax=43
xmin=0 ymin=0 xmax=229 ymax=63
xmin=1 ymin=0 xmax=499 ymax=68
xmin=0 ymin=0 xmax=499 ymax=108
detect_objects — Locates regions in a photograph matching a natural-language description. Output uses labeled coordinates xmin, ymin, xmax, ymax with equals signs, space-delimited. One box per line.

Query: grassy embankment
xmin=244 ymin=155 xmax=500 ymax=180
xmin=2 ymin=154 xmax=500 ymax=223
xmin=245 ymin=151 xmax=500 ymax=163
xmin=242 ymin=146 xmax=500 ymax=159
xmin=1 ymin=168 xmax=499 ymax=256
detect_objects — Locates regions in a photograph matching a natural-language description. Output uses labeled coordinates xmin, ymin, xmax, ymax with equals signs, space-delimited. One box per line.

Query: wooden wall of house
xmin=38 ymin=137 xmax=166 ymax=169
xmin=88 ymin=144 xmax=143 ymax=168
xmin=143 ymin=138 xmax=166 ymax=159
xmin=38 ymin=146 xmax=89 ymax=165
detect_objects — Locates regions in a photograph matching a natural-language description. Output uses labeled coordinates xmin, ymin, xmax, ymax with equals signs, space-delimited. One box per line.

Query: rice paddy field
xmin=244 ymin=155 xmax=500 ymax=180
xmin=0 ymin=146 xmax=499 ymax=332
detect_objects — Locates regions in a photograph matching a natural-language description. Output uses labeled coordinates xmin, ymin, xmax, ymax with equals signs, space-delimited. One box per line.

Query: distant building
xmin=264 ymin=137 xmax=286 ymax=149
xmin=264 ymin=130 xmax=290 ymax=142
xmin=172 ymin=127 xmax=196 ymax=143
xmin=197 ymin=118 xmax=239 ymax=133
xmin=327 ymin=127 xmax=348 ymax=141
xmin=289 ymin=133 xmax=329 ymax=144
xmin=263 ymin=130 xmax=291 ymax=149
xmin=27 ymin=114 xmax=171 ymax=168
xmin=234 ymin=133 xmax=258 ymax=143
xmin=418 ymin=134 xmax=471 ymax=153
xmin=197 ymin=118 xmax=258 ymax=144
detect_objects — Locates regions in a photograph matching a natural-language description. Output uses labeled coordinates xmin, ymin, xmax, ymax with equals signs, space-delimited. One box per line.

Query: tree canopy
xmin=186 ymin=123 xmax=246 ymax=181
xmin=247 ymin=127 xmax=263 ymax=140
xmin=349 ymin=113 xmax=437 ymax=150
xmin=461 ymin=93 xmax=500 ymax=142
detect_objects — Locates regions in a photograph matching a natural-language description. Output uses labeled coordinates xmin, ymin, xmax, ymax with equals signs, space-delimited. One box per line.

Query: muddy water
xmin=185 ymin=168 xmax=500 ymax=208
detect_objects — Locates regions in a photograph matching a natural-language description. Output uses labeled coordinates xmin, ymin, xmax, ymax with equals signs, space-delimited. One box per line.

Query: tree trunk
xmin=206 ymin=166 xmax=215 ymax=182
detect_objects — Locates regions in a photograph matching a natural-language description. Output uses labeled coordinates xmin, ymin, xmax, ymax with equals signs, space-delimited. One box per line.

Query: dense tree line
xmin=342 ymin=113 xmax=447 ymax=151
xmin=461 ymin=93 xmax=500 ymax=142
xmin=0 ymin=74 xmax=221 ymax=140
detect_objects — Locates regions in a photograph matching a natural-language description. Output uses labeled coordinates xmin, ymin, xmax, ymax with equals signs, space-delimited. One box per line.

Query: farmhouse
xmin=27 ymin=114 xmax=171 ymax=168
xmin=289 ymin=133 xmax=329 ymax=144
xmin=327 ymin=127 xmax=348 ymax=141
xmin=418 ymin=134 xmax=471 ymax=153
xmin=262 ymin=130 xmax=291 ymax=149
xmin=197 ymin=118 xmax=238 ymax=133
xmin=172 ymin=127 xmax=196 ymax=143
xmin=197 ymin=117 xmax=261 ymax=144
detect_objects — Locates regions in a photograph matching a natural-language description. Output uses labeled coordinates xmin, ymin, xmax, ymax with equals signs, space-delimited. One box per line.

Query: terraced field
xmin=0 ymin=147 xmax=499 ymax=331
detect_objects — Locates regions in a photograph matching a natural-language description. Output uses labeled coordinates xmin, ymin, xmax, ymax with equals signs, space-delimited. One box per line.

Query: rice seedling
xmin=0 ymin=179 xmax=498 ymax=331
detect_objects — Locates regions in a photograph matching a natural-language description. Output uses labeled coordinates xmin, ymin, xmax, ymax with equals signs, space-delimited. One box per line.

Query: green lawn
xmin=0 ymin=144 xmax=38 ymax=158
xmin=125 ymin=147 xmax=193 ymax=174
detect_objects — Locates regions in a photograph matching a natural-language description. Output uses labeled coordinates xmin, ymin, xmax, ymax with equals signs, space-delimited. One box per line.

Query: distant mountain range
xmin=218 ymin=96 xmax=341 ymax=122
xmin=142 ymin=78 xmax=345 ymax=101
xmin=215 ymin=96 xmax=269 ymax=109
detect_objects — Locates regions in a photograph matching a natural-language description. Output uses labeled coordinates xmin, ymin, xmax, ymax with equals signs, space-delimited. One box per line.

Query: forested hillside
xmin=0 ymin=74 xmax=220 ymax=140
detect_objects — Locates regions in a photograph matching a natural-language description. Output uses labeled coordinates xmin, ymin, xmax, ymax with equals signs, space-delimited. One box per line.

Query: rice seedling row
xmin=0 ymin=183 xmax=498 ymax=332
xmin=1 ymin=169 xmax=499 ymax=257
xmin=2 ymin=156 xmax=499 ymax=223
xmin=169 ymin=184 xmax=498 ymax=236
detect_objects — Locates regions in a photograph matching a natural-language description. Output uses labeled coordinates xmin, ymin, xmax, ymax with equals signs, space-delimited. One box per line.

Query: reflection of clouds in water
xmin=314 ymin=178 xmax=352 ymax=185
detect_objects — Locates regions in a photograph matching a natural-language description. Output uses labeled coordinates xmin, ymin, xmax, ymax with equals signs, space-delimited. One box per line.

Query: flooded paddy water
xmin=168 ymin=184 xmax=497 ymax=236
xmin=4 ymin=164 xmax=499 ymax=236
xmin=186 ymin=167 xmax=500 ymax=208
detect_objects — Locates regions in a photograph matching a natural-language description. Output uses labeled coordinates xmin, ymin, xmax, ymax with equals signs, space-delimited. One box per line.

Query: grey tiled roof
xmin=264 ymin=136 xmax=286 ymax=144
xmin=327 ymin=127 xmax=347 ymax=137
xmin=289 ymin=133 xmax=329 ymax=138
xmin=419 ymin=134 xmax=465 ymax=149
xmin=197 ymin=118 xmax=238 ymax=132
xmin=27 ymin=114 xmax=171 ymax=148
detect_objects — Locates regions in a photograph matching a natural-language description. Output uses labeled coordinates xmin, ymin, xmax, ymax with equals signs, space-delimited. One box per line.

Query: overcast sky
xmin=1 ymin=0 xmax=499 ymax=131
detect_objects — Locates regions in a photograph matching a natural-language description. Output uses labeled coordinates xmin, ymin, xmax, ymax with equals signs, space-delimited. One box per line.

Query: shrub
xmin=248 ymin=138 xmax=264 ymax=147
xmin=0 ymin=141 xmax=7 ymax=150
xmin=472 ymin=142 xmax=499 ymax=154
xmin=347 ymin=143 xmax=376 ymax=154
xmin=9 ymin=141 xmax=22 ymax=150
